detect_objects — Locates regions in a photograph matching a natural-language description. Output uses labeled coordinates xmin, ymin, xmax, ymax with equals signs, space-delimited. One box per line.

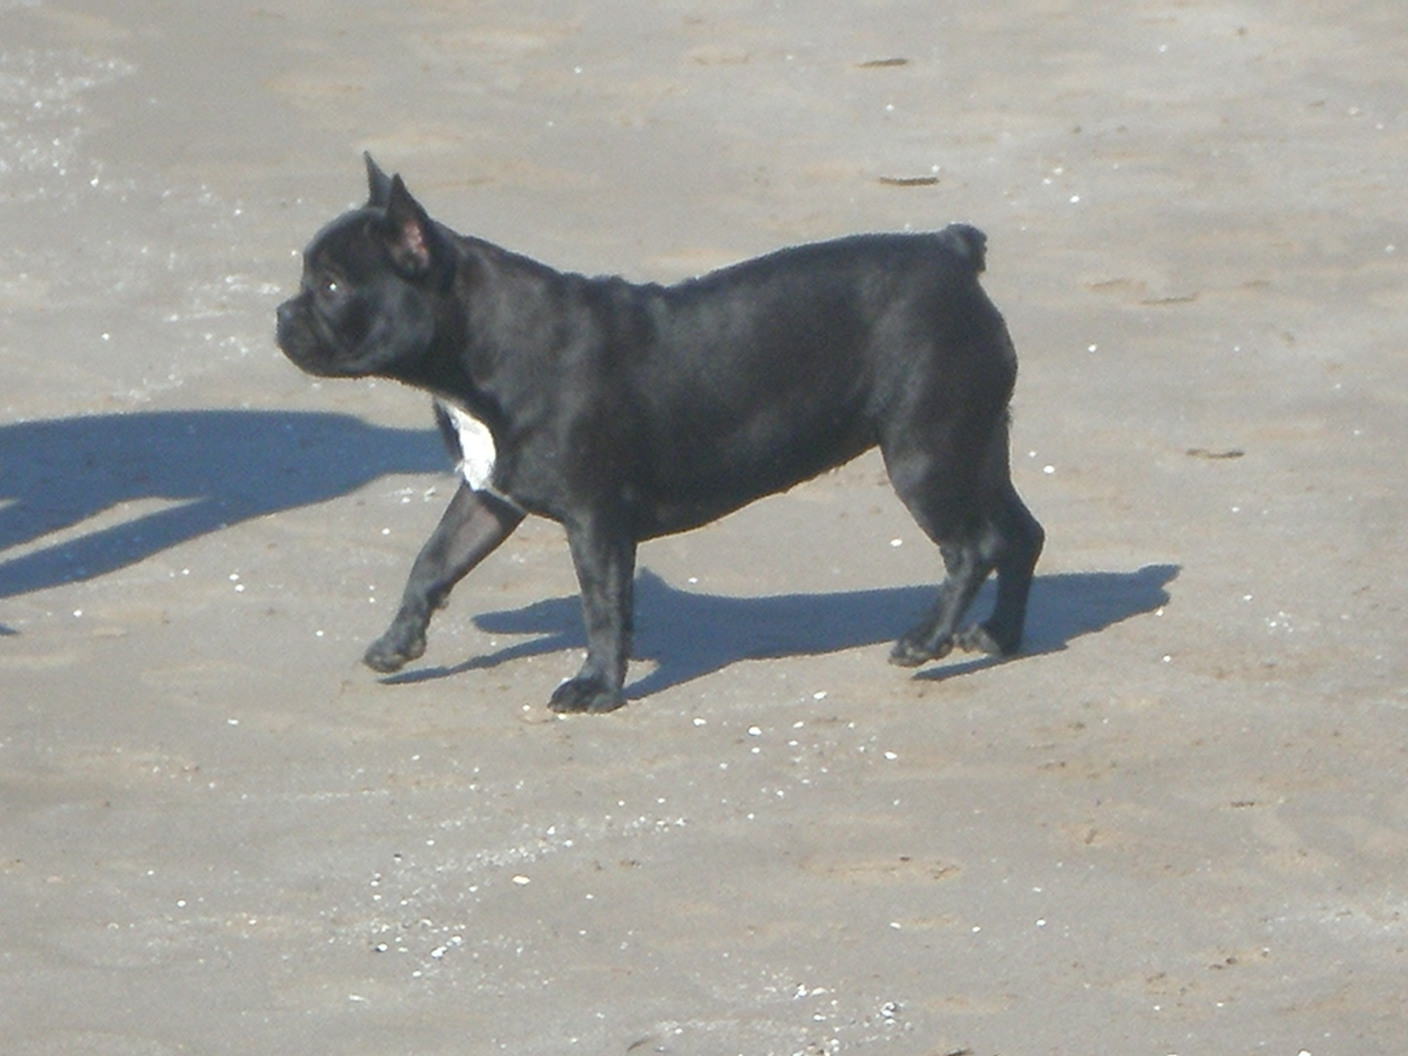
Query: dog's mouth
xmin=280 ymin=342 xmax=349 ymax=378
xmin=275 ymin=297 xmax=367 ymax=378
xmin=275 ymin=299 xmax=325 ymax=370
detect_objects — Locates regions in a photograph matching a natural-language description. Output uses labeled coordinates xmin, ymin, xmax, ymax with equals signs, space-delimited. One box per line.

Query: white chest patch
xmin=440 ymin=402 xmax=498 ymax=492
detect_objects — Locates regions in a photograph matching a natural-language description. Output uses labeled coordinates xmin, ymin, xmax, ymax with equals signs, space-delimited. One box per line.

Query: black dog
xmin=276 ymin=156 xmax=1043 ymax=713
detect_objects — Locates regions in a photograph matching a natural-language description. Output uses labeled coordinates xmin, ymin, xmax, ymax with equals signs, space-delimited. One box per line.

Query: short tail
xmin=942 ymin=223 xmax=987 ymax=273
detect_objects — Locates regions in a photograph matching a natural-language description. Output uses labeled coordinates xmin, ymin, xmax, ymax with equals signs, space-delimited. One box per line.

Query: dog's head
xmin=276 ymin=154 xmax=448 ymax=380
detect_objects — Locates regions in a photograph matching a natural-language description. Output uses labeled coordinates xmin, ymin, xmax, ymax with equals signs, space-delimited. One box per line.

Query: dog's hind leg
xmin=956 ymin=482 xmax=1043 ymax=656
xmin=885 ymin=411 xmax=1041 ymax=667
xmin=889 ymin=533 xmax=1000 ymax=667
xmin=364 ymin=483 xmax=524 ymax=673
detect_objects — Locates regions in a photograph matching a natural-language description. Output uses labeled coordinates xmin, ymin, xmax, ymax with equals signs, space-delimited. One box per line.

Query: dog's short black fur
xmin=276 ymin=156 xmax=1044 ymax=713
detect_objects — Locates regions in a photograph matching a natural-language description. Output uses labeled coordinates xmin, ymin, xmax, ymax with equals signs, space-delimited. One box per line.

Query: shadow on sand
xmin=384 ymin=564 xmax=1181 ymax=700
xmin=2 ymin=409 xmax=1177 ymax=692
xmin=0 ymin=409 xmax=445 ymax=603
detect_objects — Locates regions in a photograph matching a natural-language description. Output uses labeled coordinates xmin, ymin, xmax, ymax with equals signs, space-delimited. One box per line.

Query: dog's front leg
xmin=364 ymin=483 xmax=524 ymax=673
xmin=550 ymin=515 xmax=636 ymax=714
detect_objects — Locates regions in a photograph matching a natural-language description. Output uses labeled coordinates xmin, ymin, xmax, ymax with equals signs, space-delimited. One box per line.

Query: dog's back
xmin=611 ymin=227 xmax=1013 ymax=533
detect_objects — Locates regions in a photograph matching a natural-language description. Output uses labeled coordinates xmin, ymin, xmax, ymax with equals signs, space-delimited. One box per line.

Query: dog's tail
xmin=942 ymin=223 xmax=987 ymax=273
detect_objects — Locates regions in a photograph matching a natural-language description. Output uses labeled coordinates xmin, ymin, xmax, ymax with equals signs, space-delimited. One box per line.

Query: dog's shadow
xmin=0 ymin=410 xmax=1179 ymax=686
xmin=386 ymin=564 xmax=1180 ymax=699
xmin=0 ymin=409 xmax=445 ymax=605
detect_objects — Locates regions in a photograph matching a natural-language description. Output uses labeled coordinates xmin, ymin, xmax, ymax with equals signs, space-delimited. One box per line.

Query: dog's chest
xmin=437 ymin=401 xmax=497 ymax=491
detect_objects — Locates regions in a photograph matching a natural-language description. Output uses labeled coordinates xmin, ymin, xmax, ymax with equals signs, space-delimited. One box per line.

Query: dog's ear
xmin=381 ymin=174 xmax=438 ymax=277
xmin=364 ymin=152 xmax=395 ymax=207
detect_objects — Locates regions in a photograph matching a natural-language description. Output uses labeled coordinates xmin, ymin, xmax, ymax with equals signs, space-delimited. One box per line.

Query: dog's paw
xmin=549 ymin=677 xmax=627 ymax=714
xmin=957 ymin=625 xmax=1025 ymax=658
xmin=363 ymin=631 xmax=425 ymax=674
xmin=955 ymin=623 xmax=1010 ymax=656
xmin=888 ymin=632 xmax=954 ymax=668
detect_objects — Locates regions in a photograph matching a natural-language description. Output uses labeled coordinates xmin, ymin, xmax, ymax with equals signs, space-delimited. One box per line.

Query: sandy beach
xmin=2 ymin=1 xmax=1406 ymax=1053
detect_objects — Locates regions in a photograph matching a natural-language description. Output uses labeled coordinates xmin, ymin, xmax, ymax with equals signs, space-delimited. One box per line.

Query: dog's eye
xmin=315 ymin=275 xmax=347 ymax=302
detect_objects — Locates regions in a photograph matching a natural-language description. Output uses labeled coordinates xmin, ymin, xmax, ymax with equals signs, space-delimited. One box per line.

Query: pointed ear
xmin=364 ymin=152 xmax=394 ymax=207
xmin=382 ymin=174 xmax=436 ymax=276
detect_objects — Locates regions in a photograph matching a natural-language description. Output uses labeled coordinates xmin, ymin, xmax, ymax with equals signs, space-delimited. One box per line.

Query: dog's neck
xmin=387 ymin=234 xmax=609 ymax=434
xmin=371 ymin=236 xmax=574 ymax=442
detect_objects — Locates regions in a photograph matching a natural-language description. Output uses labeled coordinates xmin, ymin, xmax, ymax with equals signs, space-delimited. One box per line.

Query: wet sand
xmin=2 ymin=1 xmax=1406 ymax=1053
